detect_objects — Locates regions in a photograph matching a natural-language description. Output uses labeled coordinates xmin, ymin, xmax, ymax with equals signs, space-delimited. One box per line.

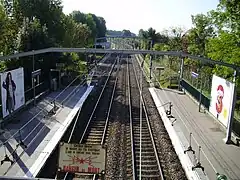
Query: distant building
xmin=94 ymin=42 xmax=111 ymax=49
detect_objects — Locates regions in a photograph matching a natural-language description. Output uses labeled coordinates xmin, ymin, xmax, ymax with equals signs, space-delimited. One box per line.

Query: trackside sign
xmin=58 ymin=143 xmax=106 ymax=174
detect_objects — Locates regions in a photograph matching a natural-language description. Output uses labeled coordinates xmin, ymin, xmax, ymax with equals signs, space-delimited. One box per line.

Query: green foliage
xmin=0 ymin=0 xmax=107 ymax=89
xmin=122 ymin=29 xmax=132 ymax=37
xmin=207 ymin=31 xmax=240 ymax=79
xmin=70 ymin=10 xmax=107 ymax=40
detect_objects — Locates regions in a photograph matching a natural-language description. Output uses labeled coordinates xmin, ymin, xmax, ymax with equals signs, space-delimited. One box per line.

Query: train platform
xmin=0 ymin=85 xmax=93 ymax=178
xmin=149 ymin=87 xmax=240 ymax=180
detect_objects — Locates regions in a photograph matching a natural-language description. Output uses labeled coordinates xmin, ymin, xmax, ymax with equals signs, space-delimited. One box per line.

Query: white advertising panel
xmin=1 ymin=68 xmax=25 ymax=118
xmin=58 ymin=143 xmax=106 ymax=174
xmin=209 ymin=75 xmax=233 ymax=127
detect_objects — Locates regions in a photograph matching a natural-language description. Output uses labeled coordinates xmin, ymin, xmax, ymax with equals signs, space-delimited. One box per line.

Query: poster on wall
xmin=209 ymin=75 xmax=234 ymax=127
xmin=1 ymin=68 xmax=25 ymax=118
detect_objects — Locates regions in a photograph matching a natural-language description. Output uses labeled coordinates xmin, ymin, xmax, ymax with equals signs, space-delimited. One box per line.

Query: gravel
xmin=38 ymin=54 xmax=187 ymax=180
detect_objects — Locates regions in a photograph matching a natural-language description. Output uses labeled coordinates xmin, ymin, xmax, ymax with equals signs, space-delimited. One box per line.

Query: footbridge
xmin=0 ymin=48 xmax=239 ymax=71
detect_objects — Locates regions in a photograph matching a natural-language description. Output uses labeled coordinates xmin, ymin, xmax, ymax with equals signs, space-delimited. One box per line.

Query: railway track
xmin=79 ymin=58 xmax=119 ymax=146
xmin=39 ymin=53 xmax=186 ymax=180
xmin=133 ymin=55 xmax=187 ymax=180
xmin=127 ymin=56 xmax=164 ymax=180
xmin=55 ymin=55 xmax=119 ymax=180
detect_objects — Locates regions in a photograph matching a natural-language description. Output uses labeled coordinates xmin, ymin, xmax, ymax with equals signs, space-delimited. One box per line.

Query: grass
xmin=143 ymin=56 xmax=179 ymax=88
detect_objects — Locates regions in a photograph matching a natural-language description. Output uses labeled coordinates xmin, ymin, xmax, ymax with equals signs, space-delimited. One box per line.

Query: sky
xmin=62 ymin=0 xmax=219 ymax=34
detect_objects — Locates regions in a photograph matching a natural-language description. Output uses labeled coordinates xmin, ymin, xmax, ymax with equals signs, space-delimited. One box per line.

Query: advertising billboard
xmin=209 ymin=75 xmax=234 ymax=127
xmin=1 ymin=68 xmax=25 ymax=118
xmin=58 ymin=143 xmax=106 ymax=174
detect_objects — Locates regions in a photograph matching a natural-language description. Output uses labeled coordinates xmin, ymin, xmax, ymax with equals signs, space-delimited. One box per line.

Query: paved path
xmin=152 ymin=87 xmax=240 ymax=180
xmin=0 ymin=85 xmax=93 ymax=178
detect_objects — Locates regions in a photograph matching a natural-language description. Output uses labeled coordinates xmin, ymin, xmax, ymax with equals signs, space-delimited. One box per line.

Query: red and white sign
xmin=58 ymin=143 xmax=106 ymax=174
xmin=209 ymin=75 xmax=234 ymax=127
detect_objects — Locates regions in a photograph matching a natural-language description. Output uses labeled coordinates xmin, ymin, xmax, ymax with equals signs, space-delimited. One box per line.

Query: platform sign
xmin=31 ymin=69 xmax=41 ymax=78
xmin=191 ymin=71 xmax=199 ymax=78
xmin=58 ymin=143 xmax=106 ymax=174
xmin=209 ymin=75 xmax=234 ymax=127
xmin=1 ymin=67 xmax=25 ymax=118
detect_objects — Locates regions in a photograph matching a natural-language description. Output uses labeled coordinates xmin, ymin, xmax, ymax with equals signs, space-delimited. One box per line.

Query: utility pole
xmin=225 ymin=70 xmax=237 ymax=144
xmin=198 ymin=64 xmax=203 ymax=112
xmin=149 ymin=40 xmax=153 ymax=81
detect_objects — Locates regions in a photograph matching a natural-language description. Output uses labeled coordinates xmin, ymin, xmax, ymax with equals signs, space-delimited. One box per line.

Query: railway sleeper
xmin=127 ymin=131 xmax=149 ymax=136
xmin=132 ymin=122 xmax=148 ymax=126
xmin=137 ymin=173 xmax=161 ymax=179
xmin=88 ymin=126 xmax=105 ymax=130
xmin=84 ymin=139 xmax=102 ymax=144
xmin=133 ymin=127 xmax=149 ymax=131
xmin=136 ymin=168 xmax=160 ymax=175
xmin=87 ymin=131 xmax=104 ymax=136
xmin=133 ymin=129 xmax=149 ymax=134
xmin=134 ymin=136 xmax=151 ymax=140
xmin=136 ymin=163 xmax=159 ymax=169
xmin=90 ymin=120 xmax=106 ymax=125
xmin=134 ymin=140 xmax=153 ymax=145
xmin=85 ymin=135 xmax=103 ymax=140
xmin=135 ymin=151 xmax=156 ymax=156
xmin=134 ymin=146 xmax=154 ymax=151
xmin=136 ymin=156 xmax=158 ymax=162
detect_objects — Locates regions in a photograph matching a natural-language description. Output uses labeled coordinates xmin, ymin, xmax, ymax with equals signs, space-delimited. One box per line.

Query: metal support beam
xmin=179 ymin=57 xmax=184 ymax=91
xmin=32 ymin=52 xmax=36 ymax=106
xmin=0 ymin=48 xmax=239 ymax=71
xmin=225 ymin=70 xmax=237 ymax=144
xmin=149 ymin=55 xmax=152 ymax=80
xmin=198 ymin=64 xmax=203 ymax=112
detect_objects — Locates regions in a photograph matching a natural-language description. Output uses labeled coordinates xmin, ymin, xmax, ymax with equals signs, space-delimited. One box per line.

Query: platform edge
xmin=149 ymin=87 xmax=201 ymax=180
xmin=24 ymin=86 xmax=94 ymax=178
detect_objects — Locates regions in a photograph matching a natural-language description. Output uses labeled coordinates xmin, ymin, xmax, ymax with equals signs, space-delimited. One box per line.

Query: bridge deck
xmin=0 ymin=85 xmax=93 ymax=178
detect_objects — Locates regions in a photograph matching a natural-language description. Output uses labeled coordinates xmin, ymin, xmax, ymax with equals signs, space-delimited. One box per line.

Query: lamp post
xmin=155 ymin=66 xmax=165 ymax=87
xmin=179 ymin=57 xmax=184 ymax=91
xmin=225 ymin=70 xmax=237 ymax=144
xmin=198 ymin=66 xmax=202 ymax=112
xmin=149 ymin=39 xmax=153 ymax=81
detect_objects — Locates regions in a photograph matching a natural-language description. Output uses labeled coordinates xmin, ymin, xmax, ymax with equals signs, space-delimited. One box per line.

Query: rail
xmin=100 ymin=61 xmax=119 ymax=146
xmin=127 ymin=56 xmax=136 ymax=180
xmin=132 ymin=57 xmax=165 ymax=179
xmin=79 ymin=57 xmax=117 ymax=144
xmin=61 ymin=108 xmax=82 ymax=180
xmin=57 ymin=53 xmax=113 ymax=180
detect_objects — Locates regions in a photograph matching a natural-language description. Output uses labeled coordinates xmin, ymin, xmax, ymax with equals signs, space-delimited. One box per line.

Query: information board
xmin=58 ymin=143 xmax=106 ymax=174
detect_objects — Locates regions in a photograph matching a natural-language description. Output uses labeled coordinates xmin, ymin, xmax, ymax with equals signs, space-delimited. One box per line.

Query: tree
xmin=70 ymin=11 xmax=107 ymax=44
xmin=122 ymin=29 xmax=132 ymax=37
xmin=216 ymin=0 xmax=240 ymax=35
xmin=90 ymin=14 xmax=106 ymax=38
xmin=207 ymin=31 xmax=240 ymax=78
xmin=187 ymin=14 xmax=215 ymax=56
